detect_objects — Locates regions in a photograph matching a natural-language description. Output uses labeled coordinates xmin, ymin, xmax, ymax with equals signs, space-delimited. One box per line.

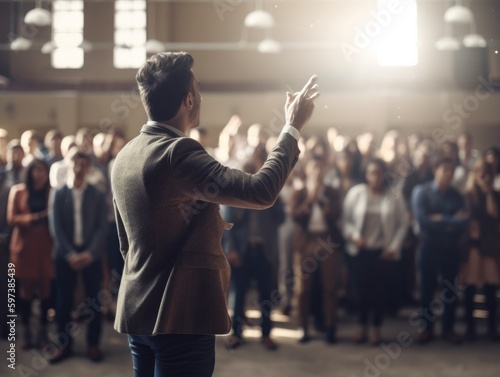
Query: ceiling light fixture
xmin=244 ymin=0 xmax=274 ymax=29
xmin=444 ymin=3 xmax=474 ymax=24
xmin=24 ymin=0 xmax=51 ymax=27
xmin=10 ymin=37 xmax=32 ymax=51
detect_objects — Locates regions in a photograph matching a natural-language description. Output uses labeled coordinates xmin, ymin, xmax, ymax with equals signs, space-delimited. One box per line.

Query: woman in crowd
xmin=333 ymin=148 xmax=362 ymax=311
xmin=7 ymin=159 xmax=53 ymax=349
xmin=460 ymin=158 xmax=500 ymax=341
xmin=342 ymin=158 xmax=407 ymax=345
xmin=484 ymin=147 xmax=500 ymax=192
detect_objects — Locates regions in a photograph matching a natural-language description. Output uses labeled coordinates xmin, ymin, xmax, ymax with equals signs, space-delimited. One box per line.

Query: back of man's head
xmin=136 ymin=52 xmax=194 ymax=122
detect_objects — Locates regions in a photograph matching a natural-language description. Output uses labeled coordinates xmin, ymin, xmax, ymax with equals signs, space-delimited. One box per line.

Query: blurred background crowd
xmin=0 ymin=118 xmax=499 ymax=363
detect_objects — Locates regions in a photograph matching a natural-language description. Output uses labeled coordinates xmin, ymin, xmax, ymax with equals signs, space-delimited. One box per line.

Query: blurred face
xmin=10 ymin=147 xmax=25 ymax=167
xmin=441 ymin=144 xmax=458 ymax=165
xmin=28 ymin=136 xmax=39 ymax=152
xmin=475 ymin=163 xmax=493 ymax=189
xmin=365 ymin=162 xmax=385 ymax=192
xmin=434 ymin=162 xmax=455 ymax=190
xmin=71 ymin=157 xmax=90 ymax=179
xmin=77 ymin=131 xmax=93 ymax=153
xmin=31 ymin=162 xmax=48 ymax=189
xmin=458 ymin=135 xmax=471 ymax=151
xmin=396 ymin=140 xmax=408 ymax=157
xmin=306 ymin=160 xmax=324 ymax=182
xmin=485 ymin=151 xmax=499 ymax=169
xmin=408 ymin=134 xmax=421 ymax=154
xmin=412 ymin=144 xmax=430 ymax=169
xmin=52 ymin=136 xmax=62 ymax=153
xmin=336 ymin=152 xmax=353 ymax=176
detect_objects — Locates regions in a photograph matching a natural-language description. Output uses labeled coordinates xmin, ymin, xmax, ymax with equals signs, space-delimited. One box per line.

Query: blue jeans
xmin=128 ymin=334 xmax=215 ymax=377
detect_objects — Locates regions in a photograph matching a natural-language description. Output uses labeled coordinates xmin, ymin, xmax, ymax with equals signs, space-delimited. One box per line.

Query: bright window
xmin=376 ymin=0 xmax=418 ymax=67
xmin=51 ymin=0 xmax=84 ymax=69
xmin=114 ymin=0 xmax=147 ymax=69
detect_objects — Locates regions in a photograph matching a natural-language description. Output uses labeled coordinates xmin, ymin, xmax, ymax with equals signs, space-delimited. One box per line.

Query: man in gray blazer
xmin=111 ymin=51 xmax=319 ymax=377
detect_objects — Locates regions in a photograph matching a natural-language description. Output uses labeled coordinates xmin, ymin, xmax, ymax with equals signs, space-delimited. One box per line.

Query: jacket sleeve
xmin=169 ymin=133 xmax=300 ymax=210
xmin=7 ymin=186 xmax=35 ymax=228
xmin=113 ymin=197 xmax=129 ymax=260
xmin=48 ymin=189 xmax=76 ymax=259
xmin=87 ymin=189 xmax=108 ymax=260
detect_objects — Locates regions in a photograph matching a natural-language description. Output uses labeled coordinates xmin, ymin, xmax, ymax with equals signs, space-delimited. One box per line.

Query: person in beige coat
xmin=111 ymin=52 xmax=319 ymax=377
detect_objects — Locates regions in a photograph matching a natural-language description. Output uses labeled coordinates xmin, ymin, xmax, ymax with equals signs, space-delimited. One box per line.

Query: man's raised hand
xmin=284 ymin=75 xmax=320 ymax=132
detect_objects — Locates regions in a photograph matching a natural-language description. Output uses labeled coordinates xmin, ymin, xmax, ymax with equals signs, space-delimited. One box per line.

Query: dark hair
xmin=70 ymin=150 xmax=92 ymax=164
xmin=136 ymin=52 xmax=194 ymax=121
xmin=484 ymin=147 xmax=500 ymax=173
xmin=440 ymin=140 xmax=460 ymax=165
xmin=431 ymin=154 xmax=456 ymax=171
xmin=25 ymin=159 xmax=50 ymax=193
xmin=7 ymin=139 xmax=22 ymax=151
xmin=364 ymin=157 xmax=389 ymax=190
xmin=45 ymin=129 xmax=63 ymax=144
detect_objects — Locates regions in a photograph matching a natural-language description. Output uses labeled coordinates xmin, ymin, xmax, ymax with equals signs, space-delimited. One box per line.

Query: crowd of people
xmin=0 ymin=118 xmax=499 ymax=362
xmin=215 ymin=117 xmax=500 ymax=350
xmin=0 ymin=127 xmax=126 ymax=363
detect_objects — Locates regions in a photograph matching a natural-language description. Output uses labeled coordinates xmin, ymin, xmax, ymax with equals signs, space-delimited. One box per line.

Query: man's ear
xmin=185 ymin=92 xmax=194 ymax=110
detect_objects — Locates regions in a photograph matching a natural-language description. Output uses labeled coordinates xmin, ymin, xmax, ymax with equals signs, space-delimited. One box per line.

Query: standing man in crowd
xmin=412 ymin=155 xmax=469 ymax=345
xmin=48 ymin=151 xmax=108 ymax=363
xmin=111 ymin=52 xmax=319 ymax=377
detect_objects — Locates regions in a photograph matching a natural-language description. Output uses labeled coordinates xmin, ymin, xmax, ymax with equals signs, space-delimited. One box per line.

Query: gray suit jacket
xmin=111 ymin=122 xmax=299 ymax=335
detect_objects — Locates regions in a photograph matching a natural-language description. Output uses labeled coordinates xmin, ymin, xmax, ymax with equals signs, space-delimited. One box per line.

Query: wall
xmin=0 ymin=0 xmax=499 ymax=150
xmin=1 ymin=88 xmax=499 ymax=150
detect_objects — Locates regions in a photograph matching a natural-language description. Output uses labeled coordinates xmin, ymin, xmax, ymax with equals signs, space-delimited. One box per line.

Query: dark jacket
xmin=222 ymin=196 xmax=285 ymax=264
xmin=464 ymin=190 xmax=500 ymax=258
xmin=49 ymin=183 xmax=108 ymax=261
xmin=291 ymin=184 xmax=344 ymax=251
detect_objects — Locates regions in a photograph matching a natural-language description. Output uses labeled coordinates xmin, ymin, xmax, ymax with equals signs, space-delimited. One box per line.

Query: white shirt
xmin=67 ymin=175 xmax=88 ymax=248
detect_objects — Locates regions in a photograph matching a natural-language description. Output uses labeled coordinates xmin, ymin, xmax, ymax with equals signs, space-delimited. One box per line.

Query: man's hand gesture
xmin=285 ymin=75 xmax=320 ymax=131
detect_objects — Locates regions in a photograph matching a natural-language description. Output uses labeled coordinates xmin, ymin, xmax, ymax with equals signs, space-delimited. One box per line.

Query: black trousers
xmin=232 ymin=243 xmax=273 ymax=338
xmin=54 ymin=256 xmax=103 ymax=348
xmin=353 ymin=248 xmax=393 ymax=327
xmin=128 ymin=334 xmax=215 ymax=377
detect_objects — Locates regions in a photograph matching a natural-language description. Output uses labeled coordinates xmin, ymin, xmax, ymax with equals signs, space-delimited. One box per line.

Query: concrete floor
xmin=2 ymin=306 xmax=500 ymax=377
